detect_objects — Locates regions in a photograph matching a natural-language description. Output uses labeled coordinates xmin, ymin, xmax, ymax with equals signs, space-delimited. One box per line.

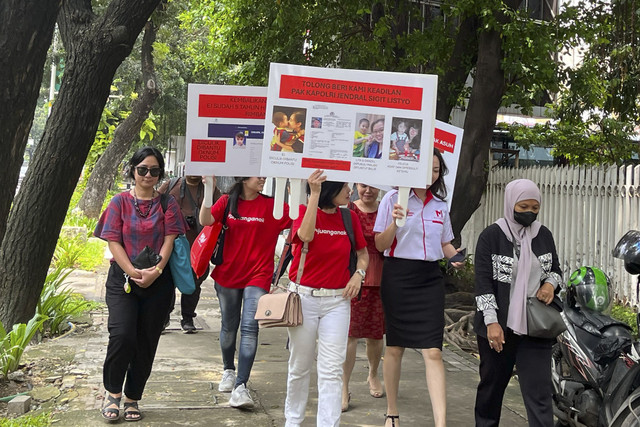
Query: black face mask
xmin=513 ymin=210 xmax=537 ymax=227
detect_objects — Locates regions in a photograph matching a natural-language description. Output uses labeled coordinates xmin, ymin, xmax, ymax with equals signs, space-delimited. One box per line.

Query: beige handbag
xmin=254 ymin=243 xmax=307 ymax=328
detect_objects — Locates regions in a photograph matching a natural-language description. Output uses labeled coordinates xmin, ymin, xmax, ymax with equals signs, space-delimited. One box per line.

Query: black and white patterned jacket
xmin=473 ymin=223 xmax=562 ymax=338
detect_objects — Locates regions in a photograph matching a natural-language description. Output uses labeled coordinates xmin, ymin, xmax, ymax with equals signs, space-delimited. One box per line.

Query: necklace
xmin=132 ymin=188 xmax=154 ymax=218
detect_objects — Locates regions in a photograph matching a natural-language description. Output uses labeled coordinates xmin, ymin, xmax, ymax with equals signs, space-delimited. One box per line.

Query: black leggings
xmin=102 ymin=263 xmax=173 ymax=400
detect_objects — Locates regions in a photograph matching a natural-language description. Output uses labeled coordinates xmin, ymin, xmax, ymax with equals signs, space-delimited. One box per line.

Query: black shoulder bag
xmin=211 ymin=201 xmax=231 ymax=265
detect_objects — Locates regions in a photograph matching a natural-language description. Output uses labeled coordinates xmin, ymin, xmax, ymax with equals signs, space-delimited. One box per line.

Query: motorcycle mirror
xmin=612 ymin=230 xmax=640 ymax=259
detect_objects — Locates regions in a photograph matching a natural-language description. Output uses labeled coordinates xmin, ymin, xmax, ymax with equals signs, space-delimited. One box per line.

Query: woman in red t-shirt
xmin=200 ymin=176 xmax=291 ymax=409
xmin=342 ymin=183 xmax=385 ymax=412
xmin=284 ymin=170 xmax=369 ymax=426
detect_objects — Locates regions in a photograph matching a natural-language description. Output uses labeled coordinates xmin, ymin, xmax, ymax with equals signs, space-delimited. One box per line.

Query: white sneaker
xmin=218 ymin=369 xmax=236 ymax=392
xmin=229 ymin=383 xmax=254 ymax=409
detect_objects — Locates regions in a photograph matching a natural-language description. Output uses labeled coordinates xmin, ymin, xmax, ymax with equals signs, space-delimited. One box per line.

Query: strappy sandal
xmin=123 ymin=400 xmax=143 ymax=422
xmin=101 ymin=393 xmax=121 ymax=422
xmin=385 ymin=413 xmax=400 ymax=427
xmin=368 ymin=376 xmax=384 ymax=398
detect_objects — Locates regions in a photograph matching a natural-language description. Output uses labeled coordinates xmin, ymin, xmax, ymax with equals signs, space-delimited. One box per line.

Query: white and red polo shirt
xmin=373 ymin=189 xmax=454 ymax=261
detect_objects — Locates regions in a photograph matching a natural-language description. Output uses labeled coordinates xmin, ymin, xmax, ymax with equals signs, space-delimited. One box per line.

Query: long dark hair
xmin=226 ymin=177 xmax=248 ymax=219
xmin=431 ymin=148 xmax=448 ymax=201
xmin=128 ymin=146 xmax=165 ymax=181
xmin=306 ymin=181 xmax=345 ymax=209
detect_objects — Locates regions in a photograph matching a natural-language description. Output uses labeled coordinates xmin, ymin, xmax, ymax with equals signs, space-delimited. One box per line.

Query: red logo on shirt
xmin=435 ymin=210 xmax=443 ymax=217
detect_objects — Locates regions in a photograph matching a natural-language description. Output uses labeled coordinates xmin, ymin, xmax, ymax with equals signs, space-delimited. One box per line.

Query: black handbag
xmin=526 ymin=296 xmax=566 ymax=339
xmin=211 ymin=202 xmax=231 ymax=265
xmin=132 ymin=245 xmax=162 ymax=269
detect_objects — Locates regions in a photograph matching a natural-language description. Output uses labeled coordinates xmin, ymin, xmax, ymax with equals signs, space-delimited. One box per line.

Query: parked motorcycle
xmin=552 ymin=231 xmax=640 ymax=427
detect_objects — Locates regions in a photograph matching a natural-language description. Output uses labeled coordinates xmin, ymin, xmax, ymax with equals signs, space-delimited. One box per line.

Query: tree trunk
xmin=449 ymin=1 xmax=520 ymax=240
xmin=0 ymin=0 xmax=161 ymax=327
xmin=78 ymin=21 xmax=160 ymax=219
xmin=435 ymin=15 xmax=479 ymax=122
xmin=0 ymin=1 xmax=61 ymax=245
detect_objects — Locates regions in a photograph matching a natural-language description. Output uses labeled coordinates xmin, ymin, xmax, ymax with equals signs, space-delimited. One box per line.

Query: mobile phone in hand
xmin=449 ymin=248 xmax=467 ymax=263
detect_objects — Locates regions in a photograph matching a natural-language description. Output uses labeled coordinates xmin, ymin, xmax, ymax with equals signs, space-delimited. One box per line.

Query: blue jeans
xmin=215 ymin=283 xmax=267 ymax=387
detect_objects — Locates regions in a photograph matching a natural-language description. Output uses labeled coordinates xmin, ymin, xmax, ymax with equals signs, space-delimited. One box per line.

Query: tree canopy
xmin=511 ymin=0 xmax=640 ymax=164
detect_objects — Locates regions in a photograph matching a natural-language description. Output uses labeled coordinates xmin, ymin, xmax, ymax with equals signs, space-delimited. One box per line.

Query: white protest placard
xmin=260 ymin=63 xmax=438 ymax=189
xmin=185 ymin=84 xmax=267 ymax=177
xmin=434 ymin=120 xmax=464 ymax=209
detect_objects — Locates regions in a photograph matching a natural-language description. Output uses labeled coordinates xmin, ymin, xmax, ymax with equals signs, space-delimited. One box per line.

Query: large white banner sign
xmin=185 ymin=84 xmax=267 ymax=177
xmin=260 ymin=63 xmax=438 ymax=189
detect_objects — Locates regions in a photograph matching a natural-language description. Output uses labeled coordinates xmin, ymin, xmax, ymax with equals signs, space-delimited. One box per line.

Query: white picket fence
xmin=461 ymin=165 xmax=640 ymax=306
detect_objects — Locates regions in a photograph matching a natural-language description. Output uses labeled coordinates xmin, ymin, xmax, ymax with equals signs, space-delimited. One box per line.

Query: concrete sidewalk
xmin=40 ymin=269 xmax=530 ymax=426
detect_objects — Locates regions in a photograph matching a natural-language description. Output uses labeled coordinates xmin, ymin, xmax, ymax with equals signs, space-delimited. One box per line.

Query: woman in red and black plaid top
xmin=94 ymin=147 xmax=186 ymax=422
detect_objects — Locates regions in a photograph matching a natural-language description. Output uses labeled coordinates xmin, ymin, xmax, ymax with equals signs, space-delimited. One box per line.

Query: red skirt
xmin=348 ymin=287 xmax=385 ymax=339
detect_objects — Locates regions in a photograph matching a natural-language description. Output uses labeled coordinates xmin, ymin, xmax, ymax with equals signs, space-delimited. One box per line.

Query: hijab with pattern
xmin=495 ymin=179 xmax=542 ymax=335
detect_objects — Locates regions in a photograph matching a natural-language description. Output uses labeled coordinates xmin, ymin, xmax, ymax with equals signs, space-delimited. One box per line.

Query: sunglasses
xmin=136 ymin=166 xmax=162 ymax=177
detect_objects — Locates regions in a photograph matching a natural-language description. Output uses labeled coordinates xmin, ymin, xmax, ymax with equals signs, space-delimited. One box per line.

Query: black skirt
xmin=380 ymin=257 xmax=444 ymax=349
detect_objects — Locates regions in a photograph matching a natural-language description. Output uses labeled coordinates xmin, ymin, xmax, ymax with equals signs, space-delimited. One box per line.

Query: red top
xmin=348 ymin=202 xmax=383 ymax=288
xmin=94 ymin=192 xmax=186 ymax=262
xmin=210 ymin=194 xmax=291 ymax=291
xmin=289 ymin=205 xmax=366 ymax=289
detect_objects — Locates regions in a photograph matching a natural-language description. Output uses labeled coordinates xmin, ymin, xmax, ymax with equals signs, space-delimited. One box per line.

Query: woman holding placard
xmin=373 ymin=148 xmax=463 ymax=427
xmin=284 ymin=170 xmax=369 ymax=427
xmin=199 ymin=176 xmax=291 ymax=409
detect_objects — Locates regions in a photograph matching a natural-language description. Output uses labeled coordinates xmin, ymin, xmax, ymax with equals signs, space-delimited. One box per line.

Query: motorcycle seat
xmin=564 ymin=305 xmax=632 ymax=338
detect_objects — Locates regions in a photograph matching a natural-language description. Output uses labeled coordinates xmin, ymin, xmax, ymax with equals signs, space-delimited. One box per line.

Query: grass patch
xmin=75 ymin=238 xmax=107 ymax=271
xmin=0 ymin=412 xmax=51 ymax=426
xmin=611 ymin=304 xmax=639 ymax=338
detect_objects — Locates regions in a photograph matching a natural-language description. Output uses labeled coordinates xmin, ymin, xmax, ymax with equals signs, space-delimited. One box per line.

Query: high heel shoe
xmin=384 ymin=413 xmax=399 ymax=427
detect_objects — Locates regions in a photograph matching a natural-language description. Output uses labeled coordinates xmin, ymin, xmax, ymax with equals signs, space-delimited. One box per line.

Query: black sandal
xmin=385 ymin=414 xmax=400 ymax=427
xmin=101 ymin=393 xmax=121 ymax=422
xmin=123 ymin=400 xmax=143 ymax=422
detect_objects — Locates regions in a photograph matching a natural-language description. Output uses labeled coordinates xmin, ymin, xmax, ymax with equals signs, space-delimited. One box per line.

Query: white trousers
xmin=284 ymin=294 xmax=350 ymax=427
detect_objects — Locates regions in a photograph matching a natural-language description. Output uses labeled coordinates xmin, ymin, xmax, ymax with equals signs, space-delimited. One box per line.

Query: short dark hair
xmin=273 ymin=111 xmax=287 ymax=126
xmin=128 ymin=146 xmax=165 ymax=180
xmin=359 ymin=118 xmax=370 ymax=126
xmin=370 ymin=118 xmax=384 ymax=132
xmin=291 ymin=111 xmax=306 ymax=129
xmin=431 ymin=148 xmax=449 ymax=200
xmin=306 ymin=180 xmax=346 ymax=209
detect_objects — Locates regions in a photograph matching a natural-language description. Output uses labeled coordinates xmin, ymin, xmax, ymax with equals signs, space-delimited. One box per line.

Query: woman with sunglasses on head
xmin=94 ymin=147 xmax=187 ymax=422
xmin=199 ymin=176 xmax=291 ymax=409
xmin=284 ymin=170 xmax=369 ymax=427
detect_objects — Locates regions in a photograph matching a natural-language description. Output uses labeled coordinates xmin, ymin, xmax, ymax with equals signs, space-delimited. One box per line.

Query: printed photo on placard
xmin=233 ymin=131 xmax=247 ymax=148
xmin=352 ymin=114 xmax=385 ymax=159
xmin=389 ymin=117 xmax=422 ymax=162
xmin=269 ymin=106 xmax=305 ymax=154
xmin=185 ymin=84 xmax=267 ymax=177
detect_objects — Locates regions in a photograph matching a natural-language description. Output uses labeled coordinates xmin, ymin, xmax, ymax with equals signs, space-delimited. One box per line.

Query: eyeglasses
xmin=136 ymin=166 xmax=161 ymax=177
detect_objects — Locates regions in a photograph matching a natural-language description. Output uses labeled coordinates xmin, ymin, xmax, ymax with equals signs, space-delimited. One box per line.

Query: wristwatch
xmin=355 ymin=269 xmax=366 ymax=282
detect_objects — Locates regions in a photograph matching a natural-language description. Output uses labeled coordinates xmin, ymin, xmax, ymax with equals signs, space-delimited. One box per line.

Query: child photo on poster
xmin=270 ymin=105 xmax=305 ymax=154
